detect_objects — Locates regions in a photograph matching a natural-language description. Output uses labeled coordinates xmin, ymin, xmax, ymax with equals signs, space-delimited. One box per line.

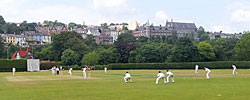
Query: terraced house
xmin=36 ymin=25 xmax=67 ymax=34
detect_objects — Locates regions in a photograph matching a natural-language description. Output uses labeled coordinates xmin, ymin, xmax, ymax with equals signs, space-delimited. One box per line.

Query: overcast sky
xmin=0 ymin=0 xmax=250 ymax=33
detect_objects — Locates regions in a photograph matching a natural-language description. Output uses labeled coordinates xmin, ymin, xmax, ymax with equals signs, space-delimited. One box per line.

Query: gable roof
xmin=11 ymin=48 xmax=31 ymax=59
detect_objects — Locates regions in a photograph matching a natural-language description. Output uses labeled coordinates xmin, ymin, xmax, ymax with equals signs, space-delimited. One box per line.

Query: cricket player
xmin=104 ymin=67 xmax=107 ymax=73
xmin=232 ymin=64 xmax=238 ymax=75
xmin=124 ymin=72 xmax=132 ymax=83
xmin=83 ymin=67 xmax=87 ymax=78
xmin=51 ymin=66 xmax=56 ymax=76
xmin=68 ymin=68 xmax=73 ymax=76
xmin=60 ymin=66 xmax=63 ymax=75
xmin=205 ymin=67 xmax=211 ymax=79
xmin=12 ymin=68 xmax=16 ymax=76
xmin=56 ymin=67 xmax=60 ymax=75
xmin=166 ymin=69 xmax=174 ymax=83
xmin=195 ymin=64 xmax=199 ymax=74
xmin=156 ymin=71 xmax=167 ymax=85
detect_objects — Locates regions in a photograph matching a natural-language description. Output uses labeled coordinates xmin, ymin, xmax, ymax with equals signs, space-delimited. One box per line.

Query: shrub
xmin=0 ymin=59 xmax=27 ymax=72
xmin=108 ymin=61 xmax=250 ymax=69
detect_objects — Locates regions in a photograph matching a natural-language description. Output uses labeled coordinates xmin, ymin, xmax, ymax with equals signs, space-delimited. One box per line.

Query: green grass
xmin=0 ymin=69 xmax=250 ymax=100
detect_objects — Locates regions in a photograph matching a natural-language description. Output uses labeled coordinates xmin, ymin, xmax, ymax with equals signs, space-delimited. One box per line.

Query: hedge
xmin=95 ymin=65 xmax=109 ymax=70
xmin=108 ymin=61 xmax=250 ymax=69
xmin=0 ymin=59 xmax=27 ymax=72
xmin=40 ymin=61 xmax=59 ymax=70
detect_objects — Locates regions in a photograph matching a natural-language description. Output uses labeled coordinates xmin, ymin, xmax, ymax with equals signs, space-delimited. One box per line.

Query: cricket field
xmin=0 ymin=69 xmax=250 ymax=100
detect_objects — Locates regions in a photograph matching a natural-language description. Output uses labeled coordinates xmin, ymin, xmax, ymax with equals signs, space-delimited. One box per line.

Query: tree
xmin=83 ymin=34 xmax=98 ymax=50
xmin=19 ymin=21 xmax=37 ymax=32
xmin=101 ymin=23 xmax=108 ymax=29
xmin=68 ymin=22 xmax=77 ymax=29
xmin=138 ymin=36 xmax=149 ymax=43
xmin=157 ymin=43 xmax=173 ymax=62
xmin=129 ymin=44 xmax=157 ymax=63
xmin=52 ymin=31 xmax=89 ymax=60
xmin=34 ymin=44 xmax=57 ymax=60
xmin=61 ymin=49 xmax=80 ymax=66
xmin=210 ymin=38 xmax=238 ymax=61
xmin=98 ymin=48 xmax=119 ymax=65
xmin=0 ymin=15 xmax=5 ymax=25
xmin=198 ymin=42 xmax=216 ymax=61
xmin=2 ymin=23 xmax=19 ymax=34
xmin=235 ymin=33 xmax=250 ymax=60
xmin=199 ymin=33 xmax=210 ymax=41
xmin=82 ymin=52 xmax=99 ymax=66
xmin=0 ymin=36 xmax=5 ymax=58
xmin=0 ymin=15 xmax=5 ymax=33
xmin=165 ymin=35 xmax=178 ymax=44
xmin=115 ymin=33 xmax=137 ymax=63
xmin=169 ymin=37 xmax=201 ymax=62
xmin=197 ymin=26 xmax=205 ymax=38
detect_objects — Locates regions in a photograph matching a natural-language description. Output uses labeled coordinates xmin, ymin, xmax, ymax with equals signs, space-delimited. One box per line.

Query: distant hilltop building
xmin=209 ymin=31 xmax=243 ymax=39
xmin=128 ymin=21 xmax=140 ymax=30
xmin=36 ymin=25 xmax=67 ymax=34
xmin=133 ymin=20 xmax=198 ymax=40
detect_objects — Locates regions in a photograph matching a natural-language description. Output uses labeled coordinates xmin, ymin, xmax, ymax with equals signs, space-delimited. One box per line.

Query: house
xmin=15 ymin=35 xmax=26 ymax=46
xmin=100 ymin=29 xmax=119 ymax=42
xmin=209 ymin=32 xmax=243 ymax=39
xmin=71 ymin=27 xmax=87 ymax=34
xmin=133 ymin=20 xmax=198 ymax=40
xmin=23 ymin=32 xmax=51 ymax=45
xmin=36 ymin=25 xmax=67 ymax=34
xmin=96 ymin=35 xmax=113 ymax=44
xmin=11 ymin=48 xmax=33 ymax=59
xmin=87 ymin=28 xmax=101 ymax=36
xmin=41 ymin=33 xmax=51 ymax=43
xmin=0 ymin=34 xmax=17 ymax=45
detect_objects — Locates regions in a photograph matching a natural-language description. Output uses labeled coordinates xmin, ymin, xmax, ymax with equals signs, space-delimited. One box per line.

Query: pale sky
xmin=0 ymin=0 xmax=250 ymax=33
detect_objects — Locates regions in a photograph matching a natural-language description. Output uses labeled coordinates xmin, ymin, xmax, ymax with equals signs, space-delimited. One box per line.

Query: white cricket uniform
xmin=195 ymin=65 xmax=199 ymax=74
xmin=12 ymin=68 xmax=16 ymax=76
xmin=124 ymin=73 xmax=132 ymax=83
xmin=205 ymin=68 xmax=211 ymax=79
xmin=156 ymin=73 xmax=167 ymax=84
xmin=83 ymin=68 xmax=87 ymax=78
xmin=51 ymin=67 xmax=55 ymax=76
xmin=166 ymin=72 xmax=174 ymax=83
xmin=104 ymin=67 xmax=107 ymax=73
xmin=68 ymin=68 xmax=72 ymax=75
xmin=232 ymin=65 xmax=238 ymax=75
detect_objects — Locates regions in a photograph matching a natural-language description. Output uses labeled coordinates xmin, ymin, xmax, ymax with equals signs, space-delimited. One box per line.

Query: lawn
xmin=0 ymin=69 xmax=250 ymax=100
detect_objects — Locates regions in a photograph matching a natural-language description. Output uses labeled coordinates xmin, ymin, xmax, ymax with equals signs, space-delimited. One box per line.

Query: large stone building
xmin=133 ymin=20 xmax=198 ymax=40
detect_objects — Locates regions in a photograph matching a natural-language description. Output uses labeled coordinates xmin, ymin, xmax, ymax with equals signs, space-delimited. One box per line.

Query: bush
xmin=0 ymin=59 xmax=27 ymax=72
xmin=108 ymin=61 xmax=250 ymax=69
